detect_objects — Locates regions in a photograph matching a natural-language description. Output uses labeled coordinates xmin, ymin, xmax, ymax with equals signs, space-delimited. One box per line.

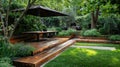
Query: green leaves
xmin=109 ymin=35 xmax=120 ymax=41
xmin=83 ymin=29 xmax=101 ymax=37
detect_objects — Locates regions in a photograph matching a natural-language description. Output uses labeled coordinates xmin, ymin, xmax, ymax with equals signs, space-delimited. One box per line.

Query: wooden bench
xmin=23 ymin=31 xmax=58 ymax=41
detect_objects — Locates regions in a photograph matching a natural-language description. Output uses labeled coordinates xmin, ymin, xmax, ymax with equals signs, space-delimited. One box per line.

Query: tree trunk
xmin=91 ymin=7 xmax=99 ymax=29
xmin=91 ymin=11 xmax=96 ymax=29
xmin=8 ymin=0 xmax=37 ymax=41
xmin=0 ymin=0 xmax=37 ymax=43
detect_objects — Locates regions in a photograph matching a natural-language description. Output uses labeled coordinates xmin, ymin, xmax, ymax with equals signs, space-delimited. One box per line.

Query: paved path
xmin=71 ymin=45 xmax=116 ymax=50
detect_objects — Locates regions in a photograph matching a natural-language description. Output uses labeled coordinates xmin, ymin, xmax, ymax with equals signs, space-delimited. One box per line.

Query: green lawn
xmin=75 ymin=42 xmax=120 ymax=49
xmin=44 ymin=43 xmax=120 ymax=67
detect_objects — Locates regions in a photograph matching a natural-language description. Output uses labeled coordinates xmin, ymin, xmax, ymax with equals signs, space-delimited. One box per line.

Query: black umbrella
xmin=12 ymin=5 xmax=68 ymax=17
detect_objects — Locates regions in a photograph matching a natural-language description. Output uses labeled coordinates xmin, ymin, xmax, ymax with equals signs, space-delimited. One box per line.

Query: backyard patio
xmin=0 ymin=0 xmax=120 ymax=67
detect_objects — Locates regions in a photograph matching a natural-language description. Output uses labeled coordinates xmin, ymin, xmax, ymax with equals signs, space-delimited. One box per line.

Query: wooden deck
xmin=13 ymin=37 xmax=120 ymax=67
xmin=27 ymin=38 xmax=70 ymax=55
xmin=13 ymin=38 xmax=75 ymax=67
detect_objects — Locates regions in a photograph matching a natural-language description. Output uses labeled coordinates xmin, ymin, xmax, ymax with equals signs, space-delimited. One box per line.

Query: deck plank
xmin=13 ymin=38 xmax=75 ymax=67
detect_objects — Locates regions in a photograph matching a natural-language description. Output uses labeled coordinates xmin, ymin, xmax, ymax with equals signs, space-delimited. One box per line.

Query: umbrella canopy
xmin=12 ymin=5 xmax=68 ymax=17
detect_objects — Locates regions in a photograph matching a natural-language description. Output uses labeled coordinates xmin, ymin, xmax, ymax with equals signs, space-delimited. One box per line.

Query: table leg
xmin=36 ymin=34 xmax=39 ymax=41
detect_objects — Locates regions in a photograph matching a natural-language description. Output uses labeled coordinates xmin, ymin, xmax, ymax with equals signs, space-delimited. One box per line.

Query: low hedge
xmin=109 ymin=35 xmax=120 ymax=41
xmin=57 ymin=28 xmax=77 ymax=36
xmin=83 ymin=29 xmax=101 ymax=37
xmin=13 ymin=44 xmax=36 ymax=57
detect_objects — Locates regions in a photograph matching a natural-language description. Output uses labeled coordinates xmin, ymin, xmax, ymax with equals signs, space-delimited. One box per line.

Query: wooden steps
xmin=13 ymin=37 xmax=120 ymax=67
xmin=13 ymin=39 xmax=75 ymax=67
xmin=31 ymin=38 xmax=70 ymax=55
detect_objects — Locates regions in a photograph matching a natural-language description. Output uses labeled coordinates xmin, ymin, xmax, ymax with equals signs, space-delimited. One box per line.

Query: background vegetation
xmin=0 ymin=0 xmax=120 ymax=66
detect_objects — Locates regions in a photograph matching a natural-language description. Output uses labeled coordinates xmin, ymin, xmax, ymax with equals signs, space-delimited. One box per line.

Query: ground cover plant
xmin=44 ymin=43 xmax=120 ymax=67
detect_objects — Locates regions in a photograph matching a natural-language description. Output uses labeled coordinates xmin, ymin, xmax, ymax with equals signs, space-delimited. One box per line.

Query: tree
xmin=0 ymin=0 xmax=37 ymax=42
xmin=79 ymin=0 xmax=118 ymax=29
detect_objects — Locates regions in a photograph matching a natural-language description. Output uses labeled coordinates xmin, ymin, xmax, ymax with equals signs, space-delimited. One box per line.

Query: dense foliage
xmin=43 ymin=17 xmax=60 ymax=27
xmin=82 ymin=29 xmax=101 ymax=37
xmin=98 ymin=14 xmax=120 ymax=35
xmin=57 ymin=28 xmax=77 ymax=36
xmin=0 ymin=40 xmax=35 ymax=57
xmin=0 ymin=40 xmax=35 ymax=66
xmin=9 ymin=13 xmax=46 ymax=35
xmin=76 ymin=14 xmax=91 ymax=29
xmin=108 ymin=35 xmax=120 ymax=41
xmin=0 ymin=0 xmax=120 ymax=67
xmin=0 ymin=57 xmax=13 ymax=67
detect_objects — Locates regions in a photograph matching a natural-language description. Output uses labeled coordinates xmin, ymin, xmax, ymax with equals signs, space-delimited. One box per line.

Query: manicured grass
xmin=44 ymin=43 xmax=120 ymax=67
xmin=75 ymin=42 xmax=120 ymax=49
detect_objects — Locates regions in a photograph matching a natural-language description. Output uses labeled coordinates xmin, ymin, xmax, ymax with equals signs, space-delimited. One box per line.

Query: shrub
xmin=9 ymin=13 xmax=46 ymax=35
xmin=14 ymin=44 xmax=35 ymax=57
xmin=56 ymin=27 xmax=62 ymax=32
xmin=57 ymin=28 xmax=77 ymax=36
xmin=0 ymin=40 xmax=15 ymax=57
xmin=0 ymin=40 xmax=35 ymax=57
xmin=108 ymin=35 xmax=120 ymax=41
xmin=58 ymin=31 xmax=69 ymax=36
xmin=75 ymin=14 xmax=91 ymax=29
xmin=0 ymin=62 xmax=13 ymax=67
xmin=47 ymin=27 xmax=56 ymax=31
xmin=98 ymin=14 xmax=120 ymax=35
xmin=0 ymin=57 xmax=13 ymax=67
xmin=80 ymin=28 xmax=86 ymax=36
xmin=0 ymin=57 xmax=12 ymax=64
xmin=83 ymin=29 xmax=101 ymax=37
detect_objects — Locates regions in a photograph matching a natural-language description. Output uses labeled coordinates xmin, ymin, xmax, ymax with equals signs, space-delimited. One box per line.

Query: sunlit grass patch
xmin=44 ymin=47 xmax=120 ymax=67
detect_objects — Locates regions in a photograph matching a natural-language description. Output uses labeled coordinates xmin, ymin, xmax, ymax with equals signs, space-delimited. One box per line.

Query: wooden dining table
xmin=23 ymin=31 xmax=58 ymax=41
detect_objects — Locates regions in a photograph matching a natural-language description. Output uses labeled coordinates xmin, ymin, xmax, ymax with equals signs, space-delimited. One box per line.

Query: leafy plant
xmin=14 ymin=44 xmax=35 ymax=57
xmin=47 ymin=27 xmax=62 ymax=32
xmin=108 ymin=35 xmax=120 ymax=41
xmin=0 ymin=40 xmax=15 ymax=58
xmin=0 ymin=40 xmax=35 ymax=57
xmin=0 ymin=57 xmax=13 ymax=67
xmin=56 ymin=27 xmax=62 ymax=32
xmin=9 ymin=13 xmax=46 ymax=35
xmin=98 ymin=14 xmax=120 ymax=35
xmin=57 ymin=28 xmax=77 ymax=36
xmin=75 ymin=14 xmax=91 ymax=29
xmin=80 ymin=28 xmax=86 ymax=36
xmin=43 ymin=17 xmax=60 ymax=27
xmin=83 ymin=29 xmax=101 ymax=37
xmin=0 ymin=57 xmax=12 ymax=64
